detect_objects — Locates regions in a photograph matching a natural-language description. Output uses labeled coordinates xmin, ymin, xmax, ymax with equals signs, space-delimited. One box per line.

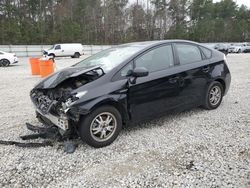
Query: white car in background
xmin=0 ymin=50 xmax=18 ymax=67
xmin=228 ymin=43 xmax=250 ymax=53
xmin=43 ymin=43 xmax=84 ymax=58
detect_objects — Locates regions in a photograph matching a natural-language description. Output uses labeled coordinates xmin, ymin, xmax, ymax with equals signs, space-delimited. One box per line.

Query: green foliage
xmin=0 ymin=0 xmax=249 ymax=44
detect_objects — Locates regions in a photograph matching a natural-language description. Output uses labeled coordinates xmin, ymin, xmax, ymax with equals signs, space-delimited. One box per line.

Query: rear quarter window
xmin=200 ymin=46 xmax=212 ymax=59
xmin=175 ymin=43 xmax=202 ymax=65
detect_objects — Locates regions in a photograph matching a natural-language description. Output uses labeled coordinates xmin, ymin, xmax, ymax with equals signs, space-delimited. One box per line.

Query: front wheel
xmin=79 ymin=106 xmax=122 ymax=148
xmin=202 ymin=81 xmax=224 ymax=110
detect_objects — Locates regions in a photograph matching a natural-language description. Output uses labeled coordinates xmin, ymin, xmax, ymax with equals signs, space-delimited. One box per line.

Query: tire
xmin=79 ymin=106 xmax=122 ymax=148
xmin=202 ymin=81 xmax=224 ymax=110
xmin=73 ymin=52 xmax=80 ymax=58
xmin=0 ymin=59 xmax=10 ymax=67
xmin=238 ymin=49 xmax=241 ymax=53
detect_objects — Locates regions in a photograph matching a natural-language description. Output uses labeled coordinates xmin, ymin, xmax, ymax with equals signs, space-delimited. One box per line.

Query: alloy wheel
xmin=209 ymin=85 xmax=222 ymax=106
xmin=90 ymin=112 xmax=117 ymax=142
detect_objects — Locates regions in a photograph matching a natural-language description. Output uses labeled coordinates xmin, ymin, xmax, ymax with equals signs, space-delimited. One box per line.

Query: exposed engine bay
xmin=30 ymin=67 xmax=104 ymax=131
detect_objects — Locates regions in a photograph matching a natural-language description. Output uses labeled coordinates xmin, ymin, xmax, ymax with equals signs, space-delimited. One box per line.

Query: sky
xmin=213 ymin=0 xmax=250 ymax=7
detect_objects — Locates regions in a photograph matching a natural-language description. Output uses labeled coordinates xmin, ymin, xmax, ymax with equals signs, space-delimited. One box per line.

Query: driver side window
xmin=135 ymin=45 xmax=174 ymax=73
xmin=55 ymin=45 xmax=61 ymax=50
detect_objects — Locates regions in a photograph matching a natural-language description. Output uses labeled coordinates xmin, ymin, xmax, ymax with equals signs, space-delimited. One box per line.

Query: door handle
xmin=169 ymin=76 xmax=179 ymax=83
xmin=202 ymin=66 xmax=210 ymax=73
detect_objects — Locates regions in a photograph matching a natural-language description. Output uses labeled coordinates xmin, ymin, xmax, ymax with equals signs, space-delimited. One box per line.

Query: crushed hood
xmin=34 ymin=65 xmax=101 ymax=89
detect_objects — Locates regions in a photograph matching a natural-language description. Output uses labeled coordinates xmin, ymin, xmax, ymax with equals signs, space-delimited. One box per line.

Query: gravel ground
xmin=0 ymin=54 xmax=249 ymax=188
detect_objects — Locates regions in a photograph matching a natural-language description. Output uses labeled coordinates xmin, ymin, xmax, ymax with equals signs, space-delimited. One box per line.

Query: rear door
xmin=128 ymin=44 xmax=185 ymax=121
xmin=172 ymin=42 xmax=211 ymax=108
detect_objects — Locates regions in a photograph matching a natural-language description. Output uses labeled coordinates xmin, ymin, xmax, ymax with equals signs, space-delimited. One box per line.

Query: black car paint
xmin=34 ymin=65 xmax=103 ymax=89
xmin=31 ymin=40 xmax=231 ymax=127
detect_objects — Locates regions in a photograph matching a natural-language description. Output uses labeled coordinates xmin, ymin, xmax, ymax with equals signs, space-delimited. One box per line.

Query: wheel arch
xmin=48 ymin=53 xmax=55 ymax=57
xmin=76 ymin=98 xmax=129 ymax=125
xmin=214 ymin=78 xmax=226 ymax=94
xmin=91 ymin=100 xmax=128 ymax=125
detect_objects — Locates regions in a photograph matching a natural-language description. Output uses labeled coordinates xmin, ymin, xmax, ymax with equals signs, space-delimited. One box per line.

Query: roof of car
xmin=119 ymin=40 xmax=199 ymax=48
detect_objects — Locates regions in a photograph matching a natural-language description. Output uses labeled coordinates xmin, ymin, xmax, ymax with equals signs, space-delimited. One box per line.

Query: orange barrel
xmin=29 ymin=58 xmax=40 ymax=75
xmin=39 ymin=59 xmax=54 ymax=78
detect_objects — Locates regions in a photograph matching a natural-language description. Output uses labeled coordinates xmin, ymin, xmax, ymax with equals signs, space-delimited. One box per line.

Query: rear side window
xmin=135 ymin=45 xmax=174 ymax=73
xmin=55 ymin=45 xmax=61 ymax=50
xmin=200 ymin=46 xmax=212 ymax=59
xmin=176 ymin=44 xmax=202 ymax=65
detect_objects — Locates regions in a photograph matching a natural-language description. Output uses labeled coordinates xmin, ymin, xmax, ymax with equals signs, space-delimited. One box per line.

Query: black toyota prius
xmin=30 ymin=40 xmax=231 ymax=148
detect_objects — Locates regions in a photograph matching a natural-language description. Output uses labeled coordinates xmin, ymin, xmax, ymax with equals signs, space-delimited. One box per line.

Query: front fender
xmin=69 ymin=93 xmax=129 ymax=122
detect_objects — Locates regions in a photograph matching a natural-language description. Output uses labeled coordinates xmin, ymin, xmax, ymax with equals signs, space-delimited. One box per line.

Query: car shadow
xmin=75 ymin=107 xmax=206 ymax=151
xmin=3 ymin=64 xmax=21 ymax=68
xmin=122 ymin=107 xmax=206 ymax=133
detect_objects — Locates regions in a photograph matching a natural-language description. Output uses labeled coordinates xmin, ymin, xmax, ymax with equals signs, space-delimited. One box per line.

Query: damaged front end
xmin=30 ymin=66 xmax=104 ymax=136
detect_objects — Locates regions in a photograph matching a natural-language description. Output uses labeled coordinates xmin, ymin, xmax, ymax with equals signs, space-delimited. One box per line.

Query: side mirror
xmin=127 ymin=67 xmax=149 ymax=78
xmin=127 ymin=67 xmax=149 ymax=85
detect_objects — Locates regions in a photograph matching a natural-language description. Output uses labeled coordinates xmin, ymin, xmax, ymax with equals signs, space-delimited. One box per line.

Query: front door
xmin=54 ymin=45 xmax=63 ymax=56
xmin=128 ymin=44 xmax=183 ymax=122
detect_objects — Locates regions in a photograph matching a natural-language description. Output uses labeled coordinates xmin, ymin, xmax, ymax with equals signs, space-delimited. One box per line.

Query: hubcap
xmin=90 ymin=112 xmax=117 ymax=142
xmin=209 ymin=86 xmax=222 ymax=106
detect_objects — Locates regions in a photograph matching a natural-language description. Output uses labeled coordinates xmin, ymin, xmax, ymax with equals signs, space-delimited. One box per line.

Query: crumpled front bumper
xmin=36 ymin=109 xmax=69 ymax=131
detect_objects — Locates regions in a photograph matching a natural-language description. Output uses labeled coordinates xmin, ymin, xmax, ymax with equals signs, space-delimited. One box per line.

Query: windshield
xmin=74 ymin=46 xmax=143 ymax=72
xmin=47 ymin=45 xmax=55 ymax=50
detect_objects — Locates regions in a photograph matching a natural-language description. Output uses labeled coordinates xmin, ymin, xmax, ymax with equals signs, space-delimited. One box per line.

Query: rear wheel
xmin=0 ymin=59 xmax=10 ymax=67
xmin=202 ymin=81 xmax=224 ymax=110
xmin=73 ymin=52 xmax=80 ymax=58
xmin=79 ymin=106 xmax=122 ymax=148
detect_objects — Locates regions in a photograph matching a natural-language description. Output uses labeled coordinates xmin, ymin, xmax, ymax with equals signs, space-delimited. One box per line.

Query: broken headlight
xmin=63 ymin=91 xmax=88 ymax=112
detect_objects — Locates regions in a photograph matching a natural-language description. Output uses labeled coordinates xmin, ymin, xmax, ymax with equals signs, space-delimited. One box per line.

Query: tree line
xmin=0 ymin=0 xmax=250 ymax=45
